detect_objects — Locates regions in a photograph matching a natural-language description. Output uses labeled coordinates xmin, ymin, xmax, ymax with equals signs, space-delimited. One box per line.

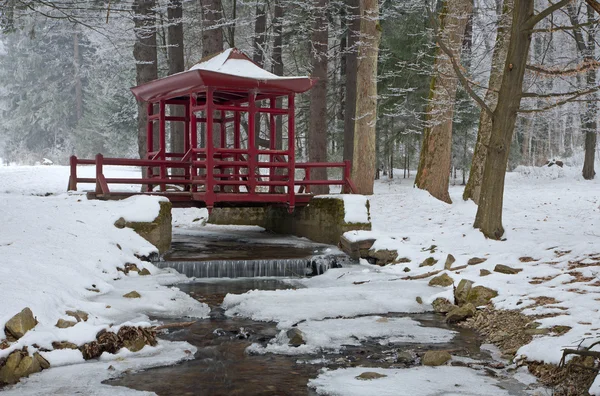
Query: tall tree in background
xmin=272 ymin=0 xmax=284 ymax=149
xmin=308 ymin=0 xmax=330 ymax=194
xmin=414 ymin=0 xmax=473 ymax=203
xmin=201 ymin=0 xmax=224 ymax=57
xmin=463 ymin=0 xmax=512 ymax=204
xmin=252 ymin=3 xmax=267 ymax=67
xmin=200 ymin=0 xmax=224 ymax=149
xmin=350 ymin=0 xmax=381 ymax=195
xmin=73 ymin=28 xmax=83 ymax=124
xmin=167 ymin=0 xmax=185 ymax=174
xmin=343 ymin=0 xmax=360 ymax=165
xmin=568 ymin=2 xmax=597 ymax=180
xmin=133 ymin=0 xmax=158 ymax=161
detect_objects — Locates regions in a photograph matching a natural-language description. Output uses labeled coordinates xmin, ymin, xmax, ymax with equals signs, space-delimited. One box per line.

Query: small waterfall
xmin=154 ymin=255 xmax=341 ymax=279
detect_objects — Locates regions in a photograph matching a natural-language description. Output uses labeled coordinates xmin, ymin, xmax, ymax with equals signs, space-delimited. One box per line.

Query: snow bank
xmin=248 ymin=316 xmax=455 ymax=355
xmin=2 ymin=340 xmax=196 ymax=395
xmin=223 ymin=267 xmax=438 ymax=328
xmin=0 ymin=166 xmax=209 ymax=385
xmin=308 ymin=366 xmax=511 ymax=396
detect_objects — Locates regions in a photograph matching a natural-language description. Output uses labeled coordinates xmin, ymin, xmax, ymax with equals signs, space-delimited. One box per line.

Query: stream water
xmin=108 ymin=228 xmax=533 ymax=396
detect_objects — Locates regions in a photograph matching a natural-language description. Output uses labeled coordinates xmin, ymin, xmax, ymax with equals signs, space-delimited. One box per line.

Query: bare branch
xmin=526 ymin=59 xmax=600 ymax=76
xmin=522 ymin=85 xmax=600 ymax=98
xmin=524 ymin=0 xmax=572 ymax=30
xmin=426 ymin=6 xmax=493 ymax=117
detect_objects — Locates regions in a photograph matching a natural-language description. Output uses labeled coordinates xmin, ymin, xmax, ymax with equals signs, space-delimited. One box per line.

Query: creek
xmin=108 ymin=227 xmax=533 ymax=395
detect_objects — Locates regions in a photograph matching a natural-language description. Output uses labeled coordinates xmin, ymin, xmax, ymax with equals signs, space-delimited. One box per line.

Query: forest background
xmin=1 ymin=0 xmax=599 ymax=239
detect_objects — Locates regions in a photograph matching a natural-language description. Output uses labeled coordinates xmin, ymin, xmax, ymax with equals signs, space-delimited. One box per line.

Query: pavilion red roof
xmin=130 ymin=48 xmax=316 ymax=103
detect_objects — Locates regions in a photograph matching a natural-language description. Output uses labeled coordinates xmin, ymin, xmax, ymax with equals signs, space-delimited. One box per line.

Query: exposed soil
xmin=460 ymin=307 xmax=599 ymax=396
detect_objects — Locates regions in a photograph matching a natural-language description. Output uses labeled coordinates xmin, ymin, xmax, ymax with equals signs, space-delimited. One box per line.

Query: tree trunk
xmin=133 ymin=0 xmax=158 ymax=163
xmin=463 ymin=0 xmax=512 ymax=203
xmin=350 ymin=0 xmax=380 ymax=195
xmin=167 ymin=0 xmax=185 ymax=175
xmin=200 ymin=0 xmax=223 ymax=150
xmin=474 ymin=0 xmax=534 ymax=239
xmin=252 ymin=3 xmax=267 ymax=149
xmin=568 ymin=3 xmax=597 ymax=180
xmin=343 ymin=0 xmax=360 ymax=164
xmin=415 ymin=0 xmax=473 ymax=203
xmin=73 ymin=30 xmax=82 ymax=123
xmin=272 ymin=0 xmax=285 ymax=192
xmin=201 ymin=0 xmax=224 ymax=56
xmin=252 ymin=5 xmax=267 ymax=67
xmin=308 ymin=0 xmax=330 ymax=195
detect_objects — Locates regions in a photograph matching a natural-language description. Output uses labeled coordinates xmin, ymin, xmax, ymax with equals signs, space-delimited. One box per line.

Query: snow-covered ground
xmin=2 ymin=163 xmax=600 ymax=395
xmin=0 ymin=165 xmax=209 ymax=394
xmin=223 ymin=164 xmax=600 ymax=394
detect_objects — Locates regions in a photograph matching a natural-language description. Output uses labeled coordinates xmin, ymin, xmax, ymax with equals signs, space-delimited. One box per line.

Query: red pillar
xmin=287 ymin=94 xmax=295 ymax=211
xmin=234 ymin=110 xmax=241 ymax=193
xmin=190 ymin=94 xmax=198 ymax=193
xmin=159 ymin=100 xmax=166 ymax=192
xmin=248 ymin=91 xmax=257 ymax=196
xmin=269 ymin=96 xmax=277 ymax=193
xmin=184 ymin=98 xmax=190 ymax=188
xmin=205 ymin=88 xmax=215 ymax=209
xmin=146 ymin=102 xmax=154 ymax=192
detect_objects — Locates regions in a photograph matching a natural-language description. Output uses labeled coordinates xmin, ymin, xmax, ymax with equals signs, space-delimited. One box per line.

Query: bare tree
xmin=133 ymin=0 xmax=158 ymax=162
xmin=567 ymin=2 xmax=597 ymax=180
xmin=463 ymin=0 xmax=513 ymax=204
xmin=308 ymin=0 xmax=330 ymax=195
xmin=343 ymin=0 xmax=360 ymax=164
xmin=167 ymin=0 xmax=185 ymax=174
xmin=350 ymin=0 xmax=381 ymax=195
xmin=415 ymin=0 xmax=473 ymax=203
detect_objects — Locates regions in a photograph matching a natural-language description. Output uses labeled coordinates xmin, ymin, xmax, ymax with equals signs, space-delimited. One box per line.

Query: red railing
xmin=68 ymin=153 xmax=356 ymax=210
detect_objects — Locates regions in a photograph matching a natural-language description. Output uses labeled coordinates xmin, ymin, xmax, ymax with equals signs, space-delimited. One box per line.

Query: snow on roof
xmin=189 ymin=48 xmax=303 ymax=80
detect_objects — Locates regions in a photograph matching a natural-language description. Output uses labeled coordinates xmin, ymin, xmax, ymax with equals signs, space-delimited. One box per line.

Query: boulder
xmin=432 ymin=298 xmax=457 ymax=314
xmin=523 ymin=328 xmax=550 ymax=336
xmin=428 ymin=273 xmax=454 ymax=287
xmin=118 ymin=326 xmax=147 ymax=352
xmin=415 ymin=296 xmax=423 ymax=304
xmin=444 ymin=254 xmax=456 ymax=270
xmin=479 ymin=269 xmax=491 ymax=277
xmin=66 ymin=310 xmax=88 ymax=322
xmin=13 ymin=354 xmax=41 ymax=380
xmin=80 ymin=341 xmax=102 ymax=360
xmin=465 ymin=286 xmax=498 ymax=307
xmin=422 ymin=350 xmax=451 ymax=366
xmin=33 ymin=353 xmax=50 ymax=370
xmin=97 ymin=329 xmax=122 ymax=354
xmin=286 ymin=328 xmax=306 ymax=347
xmin=52 ymin=341 xmax=79 ymax=350
xmin=0 ymin=350 xmax=45 ymax=385
xmin=55 ymin=319 xmax=77 ymax=329
xmin=419 ymin=257 xmax=438 ymax=267
xmin=454 ymin=279 xmax=474 ymax=305
xmin=123 ymin=291 xmax=141 ymax=299
xmin=445 ymin=303 xmax=476 ymax=324
xmin=467 ymin=257 xmax=487 ymax=265
xmin=124 ymin=263 xmax=140 ymax=273
xmin=0 ymin=350 xmax=24 ymax=384
xmin=139 ymin=268 xmax=151 ymax=276
xmin=5 ymin=308 xmax=37 ymax=340
xmin=494 ymin=264 xmax=523 ymax=274
xmin=396 ymin=351 xmax=415 ymax=364
xmin=356 ymin=372 xmax=387 ymax=380
xmin=367 ymin=249 xmax=398 ymax=266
